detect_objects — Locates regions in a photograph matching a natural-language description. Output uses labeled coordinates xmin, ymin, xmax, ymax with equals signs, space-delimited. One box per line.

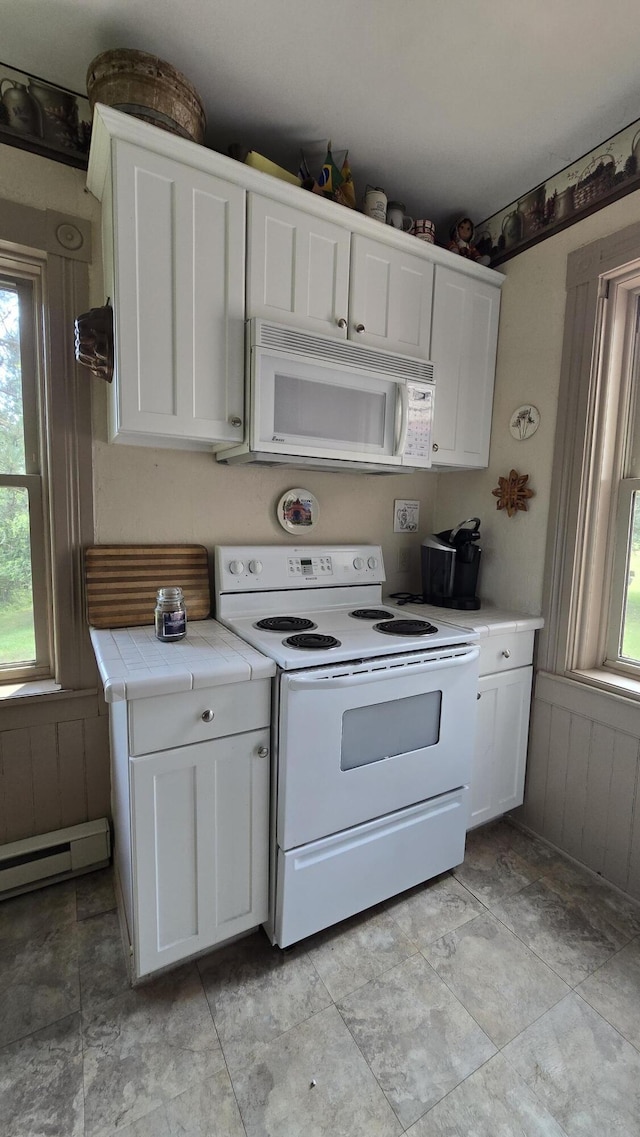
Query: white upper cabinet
xmin=247 ymin=197 xmax=434 ymax=357
xmin=89 ymin=106 xmax=504 ymax=461
xmin=349 ymin=235 xmax=433 ymax=356
xmin=106 ymin=139 xmax=246 ymax=449
xmin=247 ymin=193 xmax=351 ymax=337
xmin=430 ymin=264 xmax=501 ymax=468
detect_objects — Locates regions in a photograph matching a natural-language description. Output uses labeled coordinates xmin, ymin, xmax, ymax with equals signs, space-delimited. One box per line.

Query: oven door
xmin=276 ymin=645 xmax=480 ymax=850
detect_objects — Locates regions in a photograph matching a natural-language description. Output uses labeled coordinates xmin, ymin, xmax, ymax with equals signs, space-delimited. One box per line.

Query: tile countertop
xmin=383 ymin=600 xmax=544 ymax=637
xmin=90 ymin=619 xmax=276 ymax=704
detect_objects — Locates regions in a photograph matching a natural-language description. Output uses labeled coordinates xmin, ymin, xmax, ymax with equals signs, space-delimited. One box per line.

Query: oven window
xmin=340 ymin=691 xmax=442 ymax=770
xmin=273 ymin=373 xmax=386 ymax=446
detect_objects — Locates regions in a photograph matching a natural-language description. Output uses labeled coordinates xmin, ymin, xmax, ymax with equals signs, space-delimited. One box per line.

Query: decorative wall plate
xmin=509 ymin=404 xmax=540 ymax=440
xmin=277 ymin=488 xmax=319 ymax=533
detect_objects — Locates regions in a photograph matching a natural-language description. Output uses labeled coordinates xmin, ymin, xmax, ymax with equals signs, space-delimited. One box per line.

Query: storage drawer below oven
xmin=274 ymin=788 xmax=468 ymax=948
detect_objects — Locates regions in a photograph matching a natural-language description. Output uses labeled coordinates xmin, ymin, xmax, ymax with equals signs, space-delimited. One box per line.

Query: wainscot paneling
xmin=0 ymin=693 xmax=110 ymax=844
xmin=520 ymin=671 xmax=640 ymax=897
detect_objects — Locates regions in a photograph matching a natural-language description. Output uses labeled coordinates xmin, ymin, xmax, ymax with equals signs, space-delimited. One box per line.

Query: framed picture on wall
xmin=0 ymin=62 xmax=91 ymax=170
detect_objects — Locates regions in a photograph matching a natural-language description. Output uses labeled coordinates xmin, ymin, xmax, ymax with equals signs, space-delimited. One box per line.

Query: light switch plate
xmin=394 ymin=500 xmax=419 ymax=533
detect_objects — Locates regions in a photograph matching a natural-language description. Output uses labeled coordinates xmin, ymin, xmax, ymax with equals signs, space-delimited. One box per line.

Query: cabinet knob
xmin=355 ymin=323 xmax=365 ymax=333
xmin=502 ymin=649 xmax=511 ymax=659
xmin=432 ymin=443 xmax=439 ymax=452
xmin=336 ymin=317 xmax=347 ymax=329
xmin=257 ymin=745 xmax=269 ymax=758
xmin=477 ymin=692 xmax=481 ymax=700
xmin=229 ymin=416 xmax=242 ymax=428
xmin=201 ymin=709 xmax=215 ymax=722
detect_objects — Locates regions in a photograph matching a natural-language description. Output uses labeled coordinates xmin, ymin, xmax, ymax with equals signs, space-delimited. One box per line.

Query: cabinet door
xmin=131 ymin=727 xmax=269 ymax=977
xmin=111 ymin=140 xmax=245 ymax=448
xmin=349 ymin=235 xmax=434 ymax=357
xmin=430 ymin=265 xmax=500 ymax=468
xmin=469 ymin=666 xmax=533 ymax=829
xmin=247 ymin=193 xmax=350 ymax=337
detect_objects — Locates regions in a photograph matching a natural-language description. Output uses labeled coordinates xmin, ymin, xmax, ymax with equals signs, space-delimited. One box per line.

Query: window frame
xmin=0 ymin=262 xmax=52 ymax=682
xmin=540 ymin=220 xmax=640 ymax=698
xmin=0 ymin=198 xmax=94 ymax=693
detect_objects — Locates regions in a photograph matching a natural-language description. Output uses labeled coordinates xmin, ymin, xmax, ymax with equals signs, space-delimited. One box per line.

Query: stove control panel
xmin=215 ymin=545 xmax=386 ymax=593
xmin=288 ymin=556 xmax=333 ymax=577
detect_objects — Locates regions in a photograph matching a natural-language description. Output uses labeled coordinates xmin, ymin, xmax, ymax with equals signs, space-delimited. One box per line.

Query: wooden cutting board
xmin=85 ymin=544 xmax=211 ymax=629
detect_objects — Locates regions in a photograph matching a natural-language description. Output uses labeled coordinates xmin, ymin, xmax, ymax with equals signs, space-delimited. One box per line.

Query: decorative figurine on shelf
xmin=447 ymin=217 xmax=484 ymax=261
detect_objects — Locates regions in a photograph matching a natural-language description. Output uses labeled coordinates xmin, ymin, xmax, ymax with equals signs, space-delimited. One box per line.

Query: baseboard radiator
xmin=0 ymin=818 xmax=111 ymax=899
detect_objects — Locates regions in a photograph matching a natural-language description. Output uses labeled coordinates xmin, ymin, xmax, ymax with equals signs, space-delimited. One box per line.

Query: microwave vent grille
xmin=255 ymin=321 xmax=435 ymax=383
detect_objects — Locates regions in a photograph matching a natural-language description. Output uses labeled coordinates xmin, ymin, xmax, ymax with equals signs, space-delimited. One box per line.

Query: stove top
xmin=214 ymin=544 xmax=477 ymax=669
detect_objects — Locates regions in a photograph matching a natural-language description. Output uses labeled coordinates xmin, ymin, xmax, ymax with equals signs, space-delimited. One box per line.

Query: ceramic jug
xmin=363 ymin=186 xmax=387 ymax=223
xmin=386 ymin=201 xmax=413 ymax=232
xmin=0 ymin=79 xmax=41 ymax=136
xmin=27 ymin=80 xmax=78 ymax=146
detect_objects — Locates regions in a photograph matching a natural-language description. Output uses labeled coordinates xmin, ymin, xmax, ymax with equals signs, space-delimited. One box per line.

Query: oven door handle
xmin=286 ymin=646 xmax=480 ymax=690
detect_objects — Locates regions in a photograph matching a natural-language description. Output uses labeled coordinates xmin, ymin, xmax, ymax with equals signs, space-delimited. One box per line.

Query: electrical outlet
xmin=397 ymin=547 xmax=412 ymax=573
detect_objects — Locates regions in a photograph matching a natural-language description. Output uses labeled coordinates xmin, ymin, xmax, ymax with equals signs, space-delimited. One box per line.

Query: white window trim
xmin=540 ymin=220 xmax=640 ymax=701
xmin=0 ymin=198 xmax=94 ymax=692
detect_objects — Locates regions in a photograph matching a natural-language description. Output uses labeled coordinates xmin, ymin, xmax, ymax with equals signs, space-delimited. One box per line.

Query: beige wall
xmin=435 ymin=186 xmax=640 ymax=614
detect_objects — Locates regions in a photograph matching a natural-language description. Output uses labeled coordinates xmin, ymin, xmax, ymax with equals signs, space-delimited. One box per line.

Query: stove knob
xmin=367 ymin=556 xmax=378 ymax=570
xmin=228 ymin=560 xmax=244 ymax=575
xmin=248 ymin=559 xmax=263 ymax=575
xmin=353 ymin=557 xmax=365 ymax=570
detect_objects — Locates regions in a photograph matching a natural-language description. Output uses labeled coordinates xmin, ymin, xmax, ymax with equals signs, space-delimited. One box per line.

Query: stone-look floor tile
xmin=0 ymin=1011 xmax=83 ymax=1137
xmin=231 ymin=1004 xmax=401 ymax=1137
xmin=198 ymin=930 xmax=332 ymax=1076
xmin=82 ymin=963 xmax=224 ymax=1137
xmin=491 ymin=878 xmax=624 ymax=986
xmin=577 ymin=937 xmax=640 ymax=1050
xmin=337 ymin=954 xmax=496 ymax=1129
xmin=385 ymin=873 xmax=484 ymax=949
xmin=504 ymin=992 xmax=640 ymax=1136
xmin=105 ymin=1070 xmax=245 ymax=1137
xmin=423 ymin=911 xmax=570 ymax=1047
xmin=453 ymin=824 xmax=544 ymax=906
xmin=405 ymin=1052 xmax=568 ymax=1137
xmin=78 ymin=910 xmax=130 ymax=1014
xmin=76 ymin=866 xmax=117 ymax=921
xmin=0 ymin=879 xmax=76 ymax=944
xmin=304 ymin=904 xmax=417 ymax=1001
xmin=477 ymin=820 xmax=566 ymax=875
xmin=543 ymin=858 xmax=640 ymax=945
xmin=0 ymin=921 xmax=80 ymax=1047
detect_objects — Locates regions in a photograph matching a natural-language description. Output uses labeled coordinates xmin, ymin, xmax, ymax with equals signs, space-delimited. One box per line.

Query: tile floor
xmin=3 ymin=819 xmax=640 ymax=1136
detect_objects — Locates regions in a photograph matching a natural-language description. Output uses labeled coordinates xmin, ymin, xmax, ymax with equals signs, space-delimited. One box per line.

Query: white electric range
xmin=214 ymin=544 xmax=480 ymax=947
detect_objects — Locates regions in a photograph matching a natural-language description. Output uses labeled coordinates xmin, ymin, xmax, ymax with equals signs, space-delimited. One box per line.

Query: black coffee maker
xmin=421 ymin=518 xmax=482 ymax=610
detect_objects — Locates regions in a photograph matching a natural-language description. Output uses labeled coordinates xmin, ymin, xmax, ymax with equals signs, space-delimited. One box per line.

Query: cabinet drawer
xmin=129 ymin=679 xmax=271 ymax=755
xmin=478 ymin=631 xmax=534 ymax=677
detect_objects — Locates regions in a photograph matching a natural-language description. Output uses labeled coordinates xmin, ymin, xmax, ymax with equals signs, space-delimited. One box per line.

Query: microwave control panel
xmin=404 ymin=381 xmax=434 ymax=462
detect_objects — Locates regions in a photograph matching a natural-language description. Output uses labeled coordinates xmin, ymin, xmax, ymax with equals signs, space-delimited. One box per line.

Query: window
xmin=541 ymin=222 xmax=640 ymax=696
xmin=0 ymin=262 xmax=51 ymax=682
xmin=0 ymin=199 xmax=94 ymax=694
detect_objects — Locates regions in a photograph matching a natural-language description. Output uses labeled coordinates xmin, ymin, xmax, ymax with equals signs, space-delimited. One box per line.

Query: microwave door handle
xmin=394 ymin=382 xmax=409 ymax=456
xmin=287 ymin=646 xmax=480 ymax=691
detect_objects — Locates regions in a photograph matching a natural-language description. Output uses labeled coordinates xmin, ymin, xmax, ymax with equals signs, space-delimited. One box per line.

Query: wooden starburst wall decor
xmin=491 ymin=470 xmax=535 ymax=517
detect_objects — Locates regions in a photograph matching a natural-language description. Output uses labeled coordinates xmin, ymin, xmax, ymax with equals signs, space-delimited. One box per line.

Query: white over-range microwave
xmin=216 ymin=319 xmax=436 ymax=473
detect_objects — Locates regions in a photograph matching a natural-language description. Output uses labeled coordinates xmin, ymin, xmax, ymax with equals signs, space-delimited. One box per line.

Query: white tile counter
xmin=90 ymin=619 xmax=275 ymax=703
xmin=383 ymin=601 xmax=544 ymax=637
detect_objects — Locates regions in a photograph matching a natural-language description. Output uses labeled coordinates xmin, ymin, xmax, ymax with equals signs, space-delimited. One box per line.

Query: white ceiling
xmin=4 ymin=0 xmax=640 ymax=235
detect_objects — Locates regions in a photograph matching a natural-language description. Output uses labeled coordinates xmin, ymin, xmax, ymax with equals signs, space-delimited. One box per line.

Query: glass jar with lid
xmin=155 ymin=586 xmax=187 ymax=641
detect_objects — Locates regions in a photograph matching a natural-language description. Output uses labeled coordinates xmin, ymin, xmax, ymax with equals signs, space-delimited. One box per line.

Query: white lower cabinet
xmin=109 ymin=678 xmax=271 ymax=979
xmin=130 ymin=727 xmax=269 ymax=977
xmin=469 ymin=665 xmax=533 ymax=828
